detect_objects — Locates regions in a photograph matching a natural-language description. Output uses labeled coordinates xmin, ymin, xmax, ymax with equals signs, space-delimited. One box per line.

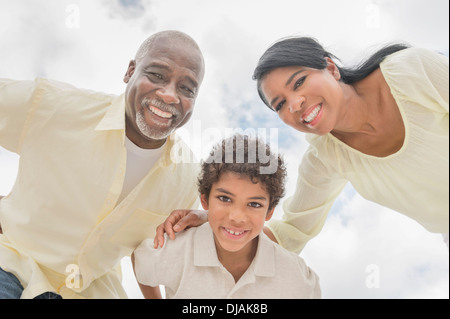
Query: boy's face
xmin=201 ymin=171 xmax=274 ymax=255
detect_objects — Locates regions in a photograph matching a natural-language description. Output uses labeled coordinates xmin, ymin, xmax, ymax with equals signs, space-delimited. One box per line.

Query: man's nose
xmin=156 ymin=84 xmax=180 ymax=105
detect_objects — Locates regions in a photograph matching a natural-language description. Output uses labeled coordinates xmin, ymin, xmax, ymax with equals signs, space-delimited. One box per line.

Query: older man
xmin=0 ymin=30 xmax=205 ymax=299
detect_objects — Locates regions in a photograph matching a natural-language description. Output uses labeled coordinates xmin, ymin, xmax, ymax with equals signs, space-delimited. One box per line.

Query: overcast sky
xmin=0 ymin=0 xmax=448 ymax=299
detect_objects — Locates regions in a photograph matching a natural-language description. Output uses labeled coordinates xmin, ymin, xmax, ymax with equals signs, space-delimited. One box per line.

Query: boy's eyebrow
xmin=216 ymin=188 xmax=268 ymax=201
xmin=216 ymin=188 xmax=234 ymax=196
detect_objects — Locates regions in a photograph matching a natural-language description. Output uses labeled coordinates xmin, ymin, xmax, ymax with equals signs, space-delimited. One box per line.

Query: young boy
xmin=132 ymin=134 xmax=321 ymax=299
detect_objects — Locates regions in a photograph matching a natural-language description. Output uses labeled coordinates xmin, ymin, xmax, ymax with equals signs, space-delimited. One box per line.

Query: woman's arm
xmin=153 ymin=209 xmax=208 ymax=248
xmin=269 ymin=144 xmax=347 ymax=254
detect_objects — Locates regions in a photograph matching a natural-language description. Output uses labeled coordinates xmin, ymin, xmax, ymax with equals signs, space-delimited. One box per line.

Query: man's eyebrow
xmin=143 ymin=63 xmax=199 ymax=88
xmin=143 ymin=63 xmax=169 ymax=71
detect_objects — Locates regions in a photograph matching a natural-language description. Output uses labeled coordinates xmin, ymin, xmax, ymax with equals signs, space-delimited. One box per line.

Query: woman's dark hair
xmin=252 ymin=36 xmax=409 ymax=109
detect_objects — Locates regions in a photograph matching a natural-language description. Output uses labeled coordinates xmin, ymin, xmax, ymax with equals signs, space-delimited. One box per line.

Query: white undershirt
xmin=118 ymin=136 xmax=166 ymax=203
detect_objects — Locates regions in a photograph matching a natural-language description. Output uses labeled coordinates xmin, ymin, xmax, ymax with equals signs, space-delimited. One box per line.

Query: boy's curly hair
xmin=198 ymin=134 xmax=286 ymax=211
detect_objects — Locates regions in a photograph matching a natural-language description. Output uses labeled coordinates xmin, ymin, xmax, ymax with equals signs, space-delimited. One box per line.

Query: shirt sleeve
xmin=381 ymin=47 xmax=449 ymax=114
xmin=133 ymin=235 xmax=185 ymax=290
xmin=133 ymin=238 xmax=162 ymax=287
xmin=268 ymin=143 xmax=347 ymax=254
xmin=0 ymin=78 xmax=39 ymax=153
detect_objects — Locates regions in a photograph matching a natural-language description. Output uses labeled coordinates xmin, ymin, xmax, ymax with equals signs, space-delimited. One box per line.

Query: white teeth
xmin=304 ymin=105 xmax=321 ymax=123
xmin=225 ymin=228 xmax=244 ymax=236
xmin=149 ymin=105 xmax=173 ymax=119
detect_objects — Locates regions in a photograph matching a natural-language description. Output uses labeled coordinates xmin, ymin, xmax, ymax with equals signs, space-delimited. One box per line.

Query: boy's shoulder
xmin=155 ymin=222 xmax=211 ymax=253
xmin=258 ymin=232 xmax=313 ymax=272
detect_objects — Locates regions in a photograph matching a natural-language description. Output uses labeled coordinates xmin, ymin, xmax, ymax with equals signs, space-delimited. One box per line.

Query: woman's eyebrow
xmin=269 ymin=69 xmax=306 ymax=108
xmin=285 ymin=69 xmax=305 ymax=87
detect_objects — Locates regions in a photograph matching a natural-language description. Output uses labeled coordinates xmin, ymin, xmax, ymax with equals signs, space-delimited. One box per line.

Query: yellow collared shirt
xmin=0 ymin=78 xmax=200 ymax=298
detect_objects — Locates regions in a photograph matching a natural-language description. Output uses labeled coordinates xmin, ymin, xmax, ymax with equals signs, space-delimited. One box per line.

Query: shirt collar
xmin=94 ymin=93 xmax=180 ymax=168
xmin=95 ymin=94 xmax=126 ymax=132
xmin=193 ymin=223 xmax=276 ymax=277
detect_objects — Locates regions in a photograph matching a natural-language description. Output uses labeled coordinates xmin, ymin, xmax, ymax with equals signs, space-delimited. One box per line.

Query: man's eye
xmin=181 ymin=86 xmax=195 ymax=97
xmin=147 ymin=73 xmax=163 ymax=80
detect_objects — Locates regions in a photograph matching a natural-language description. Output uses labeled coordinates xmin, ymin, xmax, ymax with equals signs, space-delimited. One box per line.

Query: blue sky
xmin=0 ymin=0 xmax=448 ymax=298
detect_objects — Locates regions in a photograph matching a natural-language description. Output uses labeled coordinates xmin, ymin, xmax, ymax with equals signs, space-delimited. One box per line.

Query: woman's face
xmin=260 ymin=59 xmax=343 ymax=135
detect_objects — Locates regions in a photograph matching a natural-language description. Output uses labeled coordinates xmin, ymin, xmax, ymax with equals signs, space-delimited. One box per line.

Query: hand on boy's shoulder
xmin=153 ymin=209 xmax=208 ymax=249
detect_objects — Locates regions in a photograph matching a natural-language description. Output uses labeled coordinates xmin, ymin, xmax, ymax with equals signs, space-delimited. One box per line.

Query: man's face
xmin=124 ymin=37 xmax=204 ymax=148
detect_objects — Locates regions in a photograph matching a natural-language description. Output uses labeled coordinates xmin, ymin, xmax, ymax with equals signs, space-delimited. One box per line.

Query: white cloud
xmin=0 ymin=0 xmax=448 ymax=299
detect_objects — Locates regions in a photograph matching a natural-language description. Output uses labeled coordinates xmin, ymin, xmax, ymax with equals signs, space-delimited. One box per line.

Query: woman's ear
xmin=123 ymin=60 xmax=136 ymax=83
xmin=325 ymin=57 xmax=341 ymax=80
xmin=265 ymin=207 xmax=275 ymax=221
xmin=200 ymin=194 xmax=209 ymax=210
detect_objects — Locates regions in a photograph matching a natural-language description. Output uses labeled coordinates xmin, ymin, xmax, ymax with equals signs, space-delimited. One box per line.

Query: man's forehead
xmin=142 ymin=39 xmax=204 ymax=77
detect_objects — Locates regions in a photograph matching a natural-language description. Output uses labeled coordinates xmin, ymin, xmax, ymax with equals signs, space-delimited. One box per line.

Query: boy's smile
xmin=201 ymin=171 xmax=274 ymax=259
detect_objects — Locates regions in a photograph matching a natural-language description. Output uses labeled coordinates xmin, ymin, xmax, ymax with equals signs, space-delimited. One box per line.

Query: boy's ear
xmin=200 ymin=194 xmax=209 ymax=210
xmin=265 ymin=207 xmax=275 ymax=221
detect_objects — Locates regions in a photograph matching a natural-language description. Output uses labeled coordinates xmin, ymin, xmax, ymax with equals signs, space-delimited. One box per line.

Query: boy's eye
xmin=218 ymin=195 xmax=231 ymax=202
xmin=248 ymin=202 xmax=263 ymax=208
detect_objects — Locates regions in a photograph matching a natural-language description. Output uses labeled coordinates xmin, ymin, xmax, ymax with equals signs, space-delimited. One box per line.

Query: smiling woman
xmin=252 ymin=36 xmax=449 ymax=254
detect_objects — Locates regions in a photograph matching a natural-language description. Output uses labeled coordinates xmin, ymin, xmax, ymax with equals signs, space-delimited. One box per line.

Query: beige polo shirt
xmin=134 ymin=223 xmax=321 ymax=299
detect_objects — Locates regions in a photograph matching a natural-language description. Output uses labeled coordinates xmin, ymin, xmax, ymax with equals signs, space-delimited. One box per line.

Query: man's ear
xmin=200 ymin=194 xmax=209 ymax=210
xmin=124 ymin=60 xmax=136 ymax=83
xmin=265 ymin=207 xmax=275 ymax=221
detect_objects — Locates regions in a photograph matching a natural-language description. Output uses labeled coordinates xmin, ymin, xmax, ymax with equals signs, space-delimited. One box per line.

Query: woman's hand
xmin=153 ymin=209 xmax=208 ymax=248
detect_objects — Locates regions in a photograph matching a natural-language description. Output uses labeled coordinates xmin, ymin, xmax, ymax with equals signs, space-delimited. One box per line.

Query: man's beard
xmin=136 ymin=108 xmax=175 ymax=140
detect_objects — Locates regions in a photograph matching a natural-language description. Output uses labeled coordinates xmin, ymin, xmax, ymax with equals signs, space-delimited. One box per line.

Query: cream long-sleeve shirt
xmin=268 ymin=48 xmax=449 ymax=254
xmin=0 ymin=78 xmax=200 ymax=298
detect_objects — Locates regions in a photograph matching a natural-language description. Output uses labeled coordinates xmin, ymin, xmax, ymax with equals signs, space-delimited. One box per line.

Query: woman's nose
xmin=288 ymin=95 xmax=305 ymax=113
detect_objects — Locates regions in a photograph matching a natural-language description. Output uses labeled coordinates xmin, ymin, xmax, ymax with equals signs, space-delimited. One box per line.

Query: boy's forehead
xmin=214 ymin=171 xmax=269 ymax=196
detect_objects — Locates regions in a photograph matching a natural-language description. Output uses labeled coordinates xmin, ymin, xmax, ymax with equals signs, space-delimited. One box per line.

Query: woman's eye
xmin=275 ymin=100 xmax=285 ymax=112
xmin=294 ymin=76 xmax=307 ymax=89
